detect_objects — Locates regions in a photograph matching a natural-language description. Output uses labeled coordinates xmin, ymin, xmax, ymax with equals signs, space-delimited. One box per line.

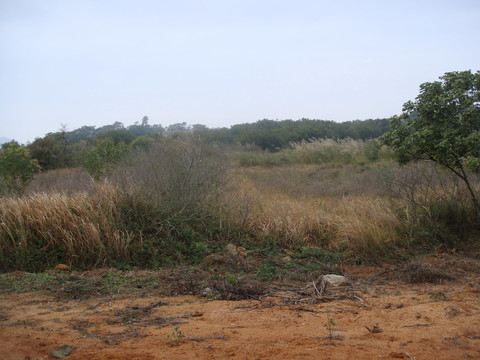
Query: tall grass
xmin=228 ymin=161 xmax=479 ymax=262
xmin=0 ymin=136 xmax=229 ymax=271
xmin=224 ymin=184 xmax=405 ymax=263
xmin=237 ymin=138 xmax=393 ymax=167
xmin=0 ymin=183 xmax=131 ymax=271
xmin=1 ymin=136 xmax=478 ymax=271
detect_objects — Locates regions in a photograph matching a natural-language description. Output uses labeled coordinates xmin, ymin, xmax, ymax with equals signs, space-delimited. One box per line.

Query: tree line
xmin=22 ymin=117 xmax=390 ymax=172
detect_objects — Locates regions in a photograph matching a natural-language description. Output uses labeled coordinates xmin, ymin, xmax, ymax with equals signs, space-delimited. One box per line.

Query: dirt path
xmin=1 ymin=254 xmax=480 ymax=359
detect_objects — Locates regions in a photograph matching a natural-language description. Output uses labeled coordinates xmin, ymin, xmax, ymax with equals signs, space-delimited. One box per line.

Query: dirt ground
xmin=1 ymin=253 xmax=480 ymax=360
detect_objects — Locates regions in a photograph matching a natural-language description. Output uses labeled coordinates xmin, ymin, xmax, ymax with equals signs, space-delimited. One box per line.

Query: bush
xmin=0 ymin=141 xmax=41 ymax=195
xmin=83 ymin=138 xmax=128 ymax=180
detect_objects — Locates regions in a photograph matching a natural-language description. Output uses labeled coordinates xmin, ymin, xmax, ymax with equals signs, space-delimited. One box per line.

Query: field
xmin=1 ymin=138 xmax=479 ymax=359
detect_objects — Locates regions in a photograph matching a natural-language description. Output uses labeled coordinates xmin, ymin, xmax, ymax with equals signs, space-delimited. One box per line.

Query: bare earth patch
xmin=1 ymin=253 xmax=479 ymax=360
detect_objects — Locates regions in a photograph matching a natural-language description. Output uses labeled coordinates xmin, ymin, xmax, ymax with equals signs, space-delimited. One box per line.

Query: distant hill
xmin=0 ymin=137 xmax=12 ymax=146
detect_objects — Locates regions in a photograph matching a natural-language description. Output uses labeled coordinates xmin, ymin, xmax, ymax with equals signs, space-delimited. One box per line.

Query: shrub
xmin=0 ymin=141 xmax=41 ymax=195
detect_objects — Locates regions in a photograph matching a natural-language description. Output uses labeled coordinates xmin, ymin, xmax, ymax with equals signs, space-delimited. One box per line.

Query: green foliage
xmin=225 ymin=272 xmax=238 ymax=287
xmin=228 ymin=118 xmax=390 ymax=151
xmin=0 ymin=141 xmax=41 ymax=194
xmin=237 ymin=138 xmax=393 ymax=167
xmin=166 ymin=326 xmax=186 ymax=345
xmin=27 ymin=137 xmax=57 ymax=170
xmin=130 ymin=135 xmax=154 ymax=151
xmin=257 ymin=262 xmax=280 ymax=280
xmin=296 ymin=247 xmax=342 ymax=266
xmin=96 ymin=129 xmax=135 ymax=145
xmin=430 ymin=292 xmax=449 ymax=301
xmin=324 ymin=309 xmax=337 ymax=343
xmin=382 ymin=70 xmax=480 ymax=216
xmin=101 ymin=272 xmax=128 ymax=290
xmin=83 ymin=138 xmax=128 ymax=180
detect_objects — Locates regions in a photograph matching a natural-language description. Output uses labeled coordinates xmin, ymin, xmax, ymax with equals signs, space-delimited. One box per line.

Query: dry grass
xmin=227 ymin=162 xmax=478 ymax=262
xmin=1 ymin=143 xmax=478 ymax=271
xmin=26 ymin=168 xmax=94 ymax=194
xmin=0 ymin=182 xmax=132 ymax=270
xmin=229 ymin=185 xmax=403 ymax=261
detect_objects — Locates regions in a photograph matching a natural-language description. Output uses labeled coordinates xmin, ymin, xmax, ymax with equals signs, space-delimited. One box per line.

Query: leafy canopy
xmin=382 ymin=70 xmax=480 ymax=216
xmin=0 ymin=141 xmax=41 ymax=194
xmin=382 ymin=70 xmax=480 ymax=172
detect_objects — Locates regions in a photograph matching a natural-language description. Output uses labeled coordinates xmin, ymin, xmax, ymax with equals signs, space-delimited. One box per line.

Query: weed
xmin=430 ymin=292 xmax=449 ymax=301
xmin=166 ymin=326 xmax=186 ymax=345
xmin=101 ymin=272 xmax=128 ymax=290
xmin=324 ymin=309 xmax=337 ymax=344
xmin=225 ymin=272 xmax=238 ymax=287
xmin=257 ymin=262 xmax=280 ymax=281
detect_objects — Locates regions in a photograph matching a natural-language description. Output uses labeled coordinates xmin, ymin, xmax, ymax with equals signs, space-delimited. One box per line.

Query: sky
xmin=1 ymin=0 xmax=479 ymax=143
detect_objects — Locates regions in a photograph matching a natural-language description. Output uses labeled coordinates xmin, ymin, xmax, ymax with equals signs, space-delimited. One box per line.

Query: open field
xmin=1 ymin=139 xmax=479 ymax=358
xmin=1 ymin=252 xmax=479 ymax=359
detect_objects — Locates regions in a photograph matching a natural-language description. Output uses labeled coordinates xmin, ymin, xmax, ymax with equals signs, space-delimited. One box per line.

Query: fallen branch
xmin=401 ymin=323 xmax=433 ymax=328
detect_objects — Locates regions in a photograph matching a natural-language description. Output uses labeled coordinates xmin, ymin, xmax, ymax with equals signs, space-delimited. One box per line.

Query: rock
xmin=50 ymin=345 xmax=75 ymax=359
xmin=201 ymin=287 xmax=213 ymax=296
xmin=321 ymin=274 xmax=348 ymax=287
xmin=191 ymin=311 xmax=203 ymax=317
xmin=54 ymin=264 xmax=70 ymax=272
xmin=202 ymin=254 xmax=227 ymax=267
xmin=224 ymin=243 xmax=239 ymax=256
xmin=282 ymin=256 xmax=292 ymax=264
xmin=364 ymin=324 xmax=383 ymax=333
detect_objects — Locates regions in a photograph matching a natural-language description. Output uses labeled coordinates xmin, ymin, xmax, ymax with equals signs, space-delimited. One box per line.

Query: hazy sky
xmin=1 ymin=0 xmax=479 ymax=143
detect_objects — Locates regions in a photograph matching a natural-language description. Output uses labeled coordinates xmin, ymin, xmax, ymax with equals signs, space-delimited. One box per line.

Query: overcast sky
xmin=1 ymin=0 xmax=479 ymax=143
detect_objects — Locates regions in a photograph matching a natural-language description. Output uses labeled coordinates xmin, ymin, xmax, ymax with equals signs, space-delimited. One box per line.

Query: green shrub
xmin=0 ymin=141 xmax=41 ymax=194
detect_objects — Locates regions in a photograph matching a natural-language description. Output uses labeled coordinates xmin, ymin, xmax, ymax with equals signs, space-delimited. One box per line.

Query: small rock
xmin=321 ymin=274 xmax=348 ymax=287
xmin=364 ymin=324 xmax=383 ymax=333
xmin=202 ymin=254 xmax=227 ymax=267
xmin=191 ymin=311 xmax=203 ymax=317
xmin=54 ymin=264 xmax=70 ymax=272
xmin=282 ymin=256 xmax=292 ymax=264
xmin=201 ymin=287 xmax=213 ymax=296
xmin=50 ymin=345 xmax=75 ymax=359
xmin=224 ymin=243 xmax=238 ymax=256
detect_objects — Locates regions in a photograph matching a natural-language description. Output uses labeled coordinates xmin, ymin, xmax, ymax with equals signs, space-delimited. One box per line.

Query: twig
xmin=401 ymin=323 xmax=433 ymax=328
xmin=88 ymin=302 xmax=102 ymax=310
xmin=312 ymin=280 xmax=322 ymax=296
xmin=406 ymin=352 xmax=416 ymax=360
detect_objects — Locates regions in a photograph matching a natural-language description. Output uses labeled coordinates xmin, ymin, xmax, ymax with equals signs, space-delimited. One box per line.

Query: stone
xmin=50 ymin=345 xmax=75 ymax=359
xmin=202 ymin=254 xmax=227 ymax=267
xmin=224 ymin=243 xmax=239 ymax=256
xmin=364 ymin=324 xmax=383 ymax=333
xmin=321 ymin=274 xmax=348 ymax=287
xmin=201 ymin=287 xmax=213 ymax=296
xmin=54 ymin=264 xmax=70 ymax=272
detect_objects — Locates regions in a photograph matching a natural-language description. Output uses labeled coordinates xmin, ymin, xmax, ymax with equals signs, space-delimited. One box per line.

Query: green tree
xmin=28 ymin=137 xmax=57 ymax=170
xmin=0 ymin=141 xmax=41 ymax=194
xmin=382 ymin=70 xmax=480 ymax=217
xmin=130 ymin=136 xmax=154 ymax=151
xmin=83 ymin=138 xmax=128 ymax=180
